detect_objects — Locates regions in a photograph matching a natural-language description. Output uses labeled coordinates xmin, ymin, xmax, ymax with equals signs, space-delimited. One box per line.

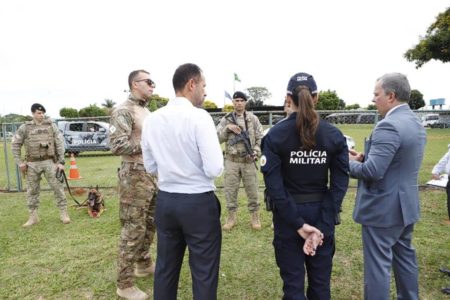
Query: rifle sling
xmin=230 ymin=111 xmax=249 ymax=132
xmin=229 ymin=111 xmax=252 ymax=146
xmin=228 ymin=111 xmax=258 ymax=169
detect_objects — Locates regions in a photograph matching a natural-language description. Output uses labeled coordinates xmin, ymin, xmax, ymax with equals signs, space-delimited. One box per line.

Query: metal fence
xmin=1 ymin=110 xmax=449 ymax=192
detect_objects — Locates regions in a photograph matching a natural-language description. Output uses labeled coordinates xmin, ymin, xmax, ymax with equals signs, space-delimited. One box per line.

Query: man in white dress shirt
xmin=141 ymin=63 xmax=224 ymax=300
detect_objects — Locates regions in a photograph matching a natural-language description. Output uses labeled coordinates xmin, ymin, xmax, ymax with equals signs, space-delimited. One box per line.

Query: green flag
xmin=234 ymin=73 xmax=241 ymax=82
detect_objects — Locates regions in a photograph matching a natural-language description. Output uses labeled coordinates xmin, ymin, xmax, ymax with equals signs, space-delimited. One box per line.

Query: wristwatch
xmin=59 ymin=160 xmax=65 ymax=165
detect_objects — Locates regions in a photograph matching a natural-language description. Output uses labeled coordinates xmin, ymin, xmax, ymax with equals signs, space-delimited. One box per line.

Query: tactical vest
xmin=224 ymin=112 xmax=257 ymax=156
xmin=119 ymin=99 xmax=150 ymax=164
xmin=25 ymin=120 xmax=56 ymax=161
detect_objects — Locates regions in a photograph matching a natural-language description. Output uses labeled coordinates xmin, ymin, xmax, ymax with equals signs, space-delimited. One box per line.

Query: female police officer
xmin=261 ymin=72 xmax=349 ymax=299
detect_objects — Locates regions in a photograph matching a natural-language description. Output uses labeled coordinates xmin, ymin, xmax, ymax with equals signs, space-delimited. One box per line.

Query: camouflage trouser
xmin=117 ymin=162 xmax=157 ymax=289
xmin=224 ymin=158 xmax=259 ymax=213
xmin=25 ymin=159 xmax=67 ymax=212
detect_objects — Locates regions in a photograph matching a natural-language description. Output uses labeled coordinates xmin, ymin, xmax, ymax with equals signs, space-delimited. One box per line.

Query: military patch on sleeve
xmin=109 ymin=125 xmax=116 ymax=134
xmin=260 ymin=155 xmax=267 ymax=167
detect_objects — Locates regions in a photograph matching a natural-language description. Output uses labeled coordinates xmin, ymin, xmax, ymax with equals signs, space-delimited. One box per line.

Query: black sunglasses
xmin=135 ymin=78 xmax=155 ymax=88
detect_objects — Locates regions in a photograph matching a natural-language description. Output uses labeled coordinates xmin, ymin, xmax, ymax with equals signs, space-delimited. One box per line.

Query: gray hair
xmin=377 ymin=73 xmax=411 ymax=102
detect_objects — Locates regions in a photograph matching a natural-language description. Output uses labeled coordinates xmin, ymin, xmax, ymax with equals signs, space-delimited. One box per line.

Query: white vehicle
xmin=422 ymin=114 xmax=440 ymax=127
xmin=57 ymin=120 xmax=110 ymax=155
xmin=263 ymin=127 xmax=355 ymax=149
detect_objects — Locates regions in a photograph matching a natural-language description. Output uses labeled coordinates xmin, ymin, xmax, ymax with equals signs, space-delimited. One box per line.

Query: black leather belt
xmin=292 ymin=193 xmax=325 ymax=204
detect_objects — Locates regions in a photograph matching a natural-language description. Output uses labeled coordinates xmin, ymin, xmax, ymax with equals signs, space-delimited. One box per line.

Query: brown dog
xmin=86 ymin=186 xmax=105 ymax=218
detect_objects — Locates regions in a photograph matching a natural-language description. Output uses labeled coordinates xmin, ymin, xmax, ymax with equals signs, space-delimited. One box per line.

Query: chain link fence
xmin=1 ymin=110 xmax=449 ymax=192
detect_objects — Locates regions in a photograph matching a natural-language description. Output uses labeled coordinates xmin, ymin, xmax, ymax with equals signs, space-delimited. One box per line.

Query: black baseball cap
xmin=287 ymin=72 xmax=318 ymax=95
xmin=31 ymin=103 xmax=46 ymax=113
xmin=233 ymin=91 xmax=247 ymax=101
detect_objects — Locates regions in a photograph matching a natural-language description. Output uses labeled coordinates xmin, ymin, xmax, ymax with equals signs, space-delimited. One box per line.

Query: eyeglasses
xmin=135 ymin=79 xmax=156 ymax=88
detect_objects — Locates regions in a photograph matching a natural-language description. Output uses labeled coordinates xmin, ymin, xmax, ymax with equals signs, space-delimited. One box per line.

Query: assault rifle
xmin=228 ymin=130 xmax=258 ymax=169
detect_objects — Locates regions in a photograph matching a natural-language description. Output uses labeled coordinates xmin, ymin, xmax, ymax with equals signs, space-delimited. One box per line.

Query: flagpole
xmin=233 ymin=73 xmax=240 ymax=93
xmin=233 ymin=74 xmax=235 ymax=93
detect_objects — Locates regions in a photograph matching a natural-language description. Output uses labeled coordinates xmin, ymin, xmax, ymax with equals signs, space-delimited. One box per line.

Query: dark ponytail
xmin=291 ymin=85 xmax=319 ymax=150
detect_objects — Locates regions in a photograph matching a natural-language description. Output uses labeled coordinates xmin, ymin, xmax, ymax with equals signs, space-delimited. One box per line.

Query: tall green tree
xmin=366 ymin=104 xmax=377 ymax=110
xmin=147 ymin=94 xmax=169 ymax=111
xmin=404 ymin=8 xmax=450 ymax=68
xmin=246 ymin=87 xmax=271 ymax=108
xmin=202 ymin=100 xmax=217 ymax=109
xmin=101 ymin=99 xmax=116 ymax=115
xmin=1 ymin=113 xmax=31 ymax=123
xmin=316 ymin=90 xmax=340 ymax=110
xmin=345 ymin=104 xmax=361 ymax=110
xmin=223 ymin=104 xmax=234 ymax=112
xmin=338 ymin=99 xmax=346 ymax=110
xmin=409 ymin=89 xmax=426 ymax=110
xmin=59 ymin=107 xmax=79 ymax=118
xmin=148 ymin=100 xmax=158 ymax=112
xmin=79 ymin=104 xmax=107 ymax=117
xmin=101 ymin=99 xmax=116 ymax=108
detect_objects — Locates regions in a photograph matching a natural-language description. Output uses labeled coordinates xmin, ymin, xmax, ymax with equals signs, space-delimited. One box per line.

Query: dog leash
xmin=56 ymin=169 xmax=83 ymax=206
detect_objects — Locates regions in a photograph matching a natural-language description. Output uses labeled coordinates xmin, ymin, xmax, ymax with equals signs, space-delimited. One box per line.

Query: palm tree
xmin=101 ymin=99 xmax=116 ymax=116
xmin=101 ymin=99 xmax=116 ymax=109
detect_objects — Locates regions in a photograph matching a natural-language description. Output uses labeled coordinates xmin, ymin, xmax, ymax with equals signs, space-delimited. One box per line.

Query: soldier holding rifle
xmin=217 ymin=91 xmax=264 ymax=230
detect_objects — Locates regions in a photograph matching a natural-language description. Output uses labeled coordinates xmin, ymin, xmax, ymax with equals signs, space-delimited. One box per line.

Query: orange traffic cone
xmin=68 ymin=153 xmax=82 ymax=180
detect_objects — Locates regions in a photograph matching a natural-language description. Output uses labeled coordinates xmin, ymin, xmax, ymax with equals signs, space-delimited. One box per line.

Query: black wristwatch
xmin=59 ymin=160 xmax=65 ymax=165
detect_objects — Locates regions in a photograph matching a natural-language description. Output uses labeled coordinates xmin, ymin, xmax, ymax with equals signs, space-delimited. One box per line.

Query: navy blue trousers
xmin=273 ymin=202 xmax=335 ymax=300
xmin=153 ymin=191 xmax=222 ymax=300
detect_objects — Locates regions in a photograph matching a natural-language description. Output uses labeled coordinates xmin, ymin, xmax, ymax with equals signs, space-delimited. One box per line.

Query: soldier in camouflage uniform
xmin=11 ymin=103 xmax=70 ymax=227
xmin=217 ymin=91 xmax=264 ymax=230
xmin=110 ymin=70 xmax=157 ymax=300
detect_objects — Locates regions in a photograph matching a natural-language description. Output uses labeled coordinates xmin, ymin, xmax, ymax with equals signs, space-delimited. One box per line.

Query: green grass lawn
xmin=336 ymin=125 xmax=450 ymax=185
xmin=0 ymin=187 xmax=449 ymax=299
xmin=2 ymin=126 xmax=449 ymax=190
xmin=1 ymin=125 xmax=449 ymax=299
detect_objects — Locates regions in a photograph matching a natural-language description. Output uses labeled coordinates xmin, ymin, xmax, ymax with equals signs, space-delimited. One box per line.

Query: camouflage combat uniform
xmin=110 ymin=95 xmax=157 ymax=289
xmin=217 ymin=111 xmax=264 ymax=213
xmin=11 ymin=118 xmax=67 ymax=212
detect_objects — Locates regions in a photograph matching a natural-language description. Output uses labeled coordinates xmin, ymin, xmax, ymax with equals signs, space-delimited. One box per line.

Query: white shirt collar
xmin=169 ymin=97 xmax=194 ymax=107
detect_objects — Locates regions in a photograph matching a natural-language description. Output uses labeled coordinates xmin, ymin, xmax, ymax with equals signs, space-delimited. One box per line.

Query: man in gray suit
xmin=349 ymin=73 xmax=426 ymax=299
